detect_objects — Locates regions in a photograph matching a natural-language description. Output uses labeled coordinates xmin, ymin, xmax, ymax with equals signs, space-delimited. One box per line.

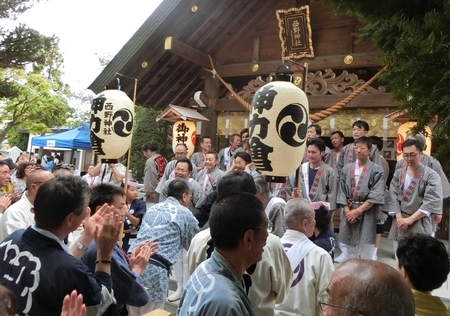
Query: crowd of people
xmin=0 ymin=120 xmax=449 ymax=315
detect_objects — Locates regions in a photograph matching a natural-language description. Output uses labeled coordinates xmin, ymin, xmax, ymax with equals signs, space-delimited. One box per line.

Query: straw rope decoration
xmin=204 ymin=55 xmax=387 ymax=123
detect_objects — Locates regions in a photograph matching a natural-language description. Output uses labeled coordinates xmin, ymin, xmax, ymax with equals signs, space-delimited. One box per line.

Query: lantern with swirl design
xmin=249 ymin=81 xmax=309 ymax=182
xmin=90 ymin=89 xmax=134 ymax=163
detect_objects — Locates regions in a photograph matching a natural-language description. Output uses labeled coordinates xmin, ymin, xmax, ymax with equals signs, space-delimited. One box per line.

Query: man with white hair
xmin=275 ymin=198 xmax=334 ymax=316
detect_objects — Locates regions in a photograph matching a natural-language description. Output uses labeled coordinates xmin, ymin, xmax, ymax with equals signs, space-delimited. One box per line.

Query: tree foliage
xmin=0 ymin=68 xmax=72 ymax=143
xmin=129 ymin=106 xmax=172 ymax=181
xmin=322 ymin=0 xmax=450 ymax=155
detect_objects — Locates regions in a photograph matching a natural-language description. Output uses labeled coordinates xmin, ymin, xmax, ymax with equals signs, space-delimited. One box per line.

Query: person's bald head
xmin=25 ymin=169 xmax=54 ymax=202
xmin=325 ymin=259 xmax=414 ymax=316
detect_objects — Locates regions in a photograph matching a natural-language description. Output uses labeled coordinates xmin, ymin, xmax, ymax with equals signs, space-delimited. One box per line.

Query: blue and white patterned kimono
xmin=129 ymin=196 xmax=199 ymax=302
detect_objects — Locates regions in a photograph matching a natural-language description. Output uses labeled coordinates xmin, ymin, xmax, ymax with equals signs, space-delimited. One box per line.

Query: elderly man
xmin=0 ymin=176 xmax=121 ymax=315
xmin=275 ymin=198 xmax=334 ymax=316
xmin=321 ymin=259 xmax=415 ymax=316
xmin=191 ymin=136 xmax=212 ymax=171
xmin=141 ymin=141 xmax=168 ymax=205
xmin=388 ymin=139 xmax=442 ymax=255
xmin=156 ymin=144 xmax=197 ymax=195
xmin=218 ymin=133 xmax=242 ymax=171
xmin=397 ymin=234 xmax=450 ymax=316
xmin=337 ymin=136 xmax=385 ymax=260
xmin=178 ymin=192 xmax=268 ymax=315
xmin=254 ymin=177 xmax=286 ymax=238
xmin=187 ymin=171 xmax=292 ymax=316
xmin=128 ymin=179 xmax=199 ymax=315
xmin=80 ymin=184 xmax=158 ymax=314
xmin=0 ymin=169 xmax=54 ymax=240
xmin=159 ymin=158 xmax=204 ymax=208
xmin=195 ymin=150 xmax=225 ymax=196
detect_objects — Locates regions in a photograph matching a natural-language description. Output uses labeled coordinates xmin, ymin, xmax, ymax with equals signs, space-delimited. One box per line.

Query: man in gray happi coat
xmin=388 ymin=139 xmax=442 ymax=255
xmin=337 ymin=137 xmax=385 ymax=260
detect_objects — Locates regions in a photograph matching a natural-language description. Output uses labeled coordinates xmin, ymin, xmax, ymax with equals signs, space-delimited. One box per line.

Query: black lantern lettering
xmin=91 ymin=95 xmax=106 ymax=114
xmin=251 ymin=84 xmax=277 ymax=114
xmin=250 ymin=137 xmax=274 ymax=172
xmin=249 ymin=114 xmax=270 ymax=139
xmin=91 ymin=115 xmax=102 ymax=133
xmin=90 ymin=131 xmax=105 ymax=155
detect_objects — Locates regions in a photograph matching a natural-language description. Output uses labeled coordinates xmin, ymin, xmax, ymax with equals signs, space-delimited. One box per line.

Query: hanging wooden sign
xmin=276 ymin=6 xmax=314 ymax=60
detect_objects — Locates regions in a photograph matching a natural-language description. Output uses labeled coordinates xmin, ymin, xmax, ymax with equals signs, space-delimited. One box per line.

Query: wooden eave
xmin=89 ymin=0 xmax=388 ymax=112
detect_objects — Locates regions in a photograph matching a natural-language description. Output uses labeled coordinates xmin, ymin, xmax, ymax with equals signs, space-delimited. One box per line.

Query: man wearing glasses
xmin=387 ymin=139 xmax=442 ymax=256
xmin=320 ymin=259 xmax=414 ymax=316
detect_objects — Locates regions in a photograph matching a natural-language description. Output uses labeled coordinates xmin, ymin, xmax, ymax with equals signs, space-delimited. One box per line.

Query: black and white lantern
xmin=90 ymin=89 xmax=134 ymax=163
xmin=249 ymin=79 xmax=309 ymax=182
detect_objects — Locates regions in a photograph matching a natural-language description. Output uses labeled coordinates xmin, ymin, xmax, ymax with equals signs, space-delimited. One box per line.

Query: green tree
xmin=0 ymin=68 xmax=72 ymax=143
xmin=323 ymin=0 xmax=450 ymax=154
xmin=129 ymin=106 xmax=172 ymax=181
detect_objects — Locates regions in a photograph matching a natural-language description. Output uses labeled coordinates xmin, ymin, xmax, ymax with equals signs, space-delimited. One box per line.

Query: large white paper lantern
xmin=396 ymin=121 xmax=432 ymax=161
xmin=90 ymin=89 xmax=134 ymax=163
xmin=249 ymin=81 xmax=309 ymax=182
xmin=172 ymin=120 xmax=196 ymax=157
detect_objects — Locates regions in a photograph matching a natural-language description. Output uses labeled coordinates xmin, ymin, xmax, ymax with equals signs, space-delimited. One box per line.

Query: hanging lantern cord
xmin=204 ymin=55 xmax=251 ymax=111
xmin=309 ymin=65 xmax=387 ymax=123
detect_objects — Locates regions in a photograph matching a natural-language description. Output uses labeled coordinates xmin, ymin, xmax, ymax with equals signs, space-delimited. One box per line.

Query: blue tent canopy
xmin=31 ymin=123 xmax=92 ymax=150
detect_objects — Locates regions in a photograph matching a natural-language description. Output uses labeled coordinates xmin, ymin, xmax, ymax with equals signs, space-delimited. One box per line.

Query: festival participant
xmin=0 ymin=169 xmax=54 ymax=240
xmin=128 ymin=179 xmax=199 ymax=315
xmin=336 ymin=120 xmax=381 ymax=174
xmin=187 ymin=171 xmax=292 ymax=316
xmin=195 ymin=150 xmax=225 ymax=196
xmin=387 ymin=139 xmax=442 ymax=255
xmin=321 ymin=259 xmax=415 ymax=316
xmin=81 ymin=164 xmax=99 ymax=188
xmin=91 ymin=161 xmax=126 ymax=186
xmin=159 ymin=158 xmax=205 ymax=208
xmin=397 ymin=234 xmax=450 ymax=316
xmin=122 ymin=179 xmax=147 ymax=253
xmin=0 ymin=176 xmax=120 ymax=315
xmin=337 ymin=136 xmax=385 ymax=260
xmin=81 ymin=183 xmax=157 ymax=314
xmin=240 ymin=128 xmax=249 ymax=142
xmin=302 ymin=124 xmax=331 ymax=163
xmin=155 ymin=144 xmax=197 ymax=195
xmin=191 ymin=136 xmax=212 ymax=171
xmin=12 ymin=162 xmax=34 ymax=193
xmin=141 ymin=141 xmax=167 ymax=205
xmin=0 ymin=161 xmax=13 ymax=217
xmin=218 ymin=134 xmax=242 ymax=171
xmin=325 ymin=130 xmax=345 ymax=169
xmin=286 ymin=138 xmax=337 ymax=207
xmin=179 ymin=192 xmax=268 ymax=316
xmin=254 ymin=177 xmax=286 ymax=238
xmin=311 ymin=203 xmax=336 ymax=260
xmin=395 ymin=132 xmax=450 ymax=236
xmin=228 ymin=151 xmax=262 ymax=180
xmin=274 ymin=198 xmax=334 ymax=316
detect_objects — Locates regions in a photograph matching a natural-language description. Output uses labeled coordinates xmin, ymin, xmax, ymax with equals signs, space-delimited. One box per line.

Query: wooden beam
xmin=164 ymin=36 xmax=213 ymax=69
xmin=215 ymin=93 xmax=399 ymax=112
xmin=215 ymin=52 xmax=381 ymax=77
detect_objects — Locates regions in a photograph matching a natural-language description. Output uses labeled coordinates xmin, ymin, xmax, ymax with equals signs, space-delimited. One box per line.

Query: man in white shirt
xmin=0 ymin=169 xmax=54 ymax=240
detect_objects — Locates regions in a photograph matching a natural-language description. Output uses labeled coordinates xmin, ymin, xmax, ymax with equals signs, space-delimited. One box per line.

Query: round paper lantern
xmin=249 ymin=81 xmax=309 ymax=182
xmin=90 ymin=89 xmax=134 ymax=163
xmin=396 ymin=122 xmax=432 ymax=161
xmin=172 ymin=120 xmax=196 ymax=157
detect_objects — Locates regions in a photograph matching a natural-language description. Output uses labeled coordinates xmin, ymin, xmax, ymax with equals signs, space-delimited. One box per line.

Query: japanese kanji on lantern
xmin=172 ymin=120 xmax=196 ymax=157
xmin=90 ymin=89 xmax=134 ymax=163
xmin=249 ymin=81 xmax=309 ymax=182
xmin=396 ymin=122 xmax=432 ymax=161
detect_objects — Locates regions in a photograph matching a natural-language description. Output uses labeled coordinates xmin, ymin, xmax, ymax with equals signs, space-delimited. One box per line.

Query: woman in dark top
xmin=311 ymin=205 xmax=336 ymax=260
